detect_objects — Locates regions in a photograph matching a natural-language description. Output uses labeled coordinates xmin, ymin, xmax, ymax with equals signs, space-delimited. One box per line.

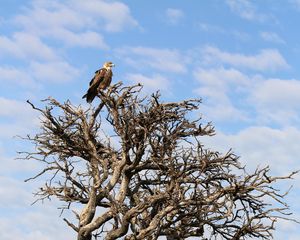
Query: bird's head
xmin=103 ymin=61 xmax=115 ymax=70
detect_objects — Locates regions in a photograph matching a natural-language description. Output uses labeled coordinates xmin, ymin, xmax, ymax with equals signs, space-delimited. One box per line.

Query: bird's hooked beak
xmin=110 ymin=63 xmax=115 ymax=67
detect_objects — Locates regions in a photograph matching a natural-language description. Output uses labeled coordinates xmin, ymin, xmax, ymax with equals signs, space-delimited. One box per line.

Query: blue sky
xmin=1 ymin=0 xmax=300 ymax=239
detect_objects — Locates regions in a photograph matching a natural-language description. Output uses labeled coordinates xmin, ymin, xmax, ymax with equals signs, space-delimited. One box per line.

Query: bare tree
xmin=21 ymin=83 xmax=298 ymax=240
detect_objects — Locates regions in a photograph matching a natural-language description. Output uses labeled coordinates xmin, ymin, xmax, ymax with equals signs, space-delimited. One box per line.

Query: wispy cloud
xmin=0 ymin=66 xmax=35 ymax=88
xmin=260 ymin=31 xmax=285 ymax=44
xmin=165 ymin=8 xmax=184 ymax=24
xmin=192 ymin=52 xmax=300 ymax=126
xmin=12 ymin=0 xmax=138 ymax=49
xmin=69 ymin=0 xmax=139 ymax=32
xmin=30 ymin=61 xmax=80 ymax=83
xmin=115 ymin=46 xmax=188 ymax=73
xmin=290 ymin=0 xmax=300 ymax=10
xmin=250 ymin=79 xmax=300 ymax=125
xmin=0 ymin=181 xmax=75 ymax=239
xmin=0 ymin=0 xmax=140 ymax=95
xmin=225 ymin=0 xmax=269 ymax=22
xmin=193 ymin=57 xmax=300 ymax=127
xmin=0 ymin=32 xmax=59 ymax=61
xmin=203 ymin=126 xmax=300 ymax=174
xmin=14 ymin=0 xmax=138 ymax=33
xmin=0 ymin=97 xmax=32 ymax=117
xmin=197 ymin=22 xmax=225 ymax=33
xmin=194 ymin=67 xmax=249 ymax=89
xmin=0 ymin=97 xmax=39 ymax=138
xmin=193 ymin=67 xmax=250 ymax=122
xmin=126 ymin=73 xmax=171 ymax=93
xmin=197 ymin=23 xmax=250 ymax=41
xmin=46 ymin=29 xmax=108 ymax=49
xmin=202 ymin=46 xmax=289 ymax=71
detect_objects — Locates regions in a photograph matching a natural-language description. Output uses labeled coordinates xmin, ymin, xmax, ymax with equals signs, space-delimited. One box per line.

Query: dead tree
xmin=21 ymin=83 xmax=298 ymax=240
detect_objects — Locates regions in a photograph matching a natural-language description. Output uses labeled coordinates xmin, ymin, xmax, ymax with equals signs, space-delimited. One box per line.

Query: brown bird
xmin=82 ymin=61 xmax=115 ymax=103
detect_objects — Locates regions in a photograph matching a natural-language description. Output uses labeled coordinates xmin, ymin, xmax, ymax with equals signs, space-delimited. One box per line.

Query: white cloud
xmin=290 ymin=0 xmax=300 ymax=10
xmin=48 ymin=28 xmax=108 ymax=49
xmin=225 ymin=0 xmax=269 ymax=22
xmin=0 ymin=145 xmax=76 ymax=239
xmin=0 ymin=146 xmax=76 ymax=240
xmin=0 ymin=200 xmax=75 ymax=240
xmin=0 ymin=32 xmax=58 ymax=61
xmin=0 ymin=176 xmax=32 ymax=207
xmin=260 ymin=31 xmax=285 ymax=44
xmin=194 ymin=67 xmax=249 ymax=89
xmin=3 ymin=0 xmax=139 ymax=55
xmin=196 ymin=23 xmax=250 ymax=41
xmin=203 ymin=126 xmax=300 ymax=229
xmin=14 ymin=0 xmax=138 ymax=45
xmin=252 ymin=79 xmax=300 ymax=107
xmin=191 ymin=47 xmax=297 ymax=126
xmin=126 ymin=73 xmax=171 ymax=93
xmin=0 ymin=60 xmax=80 ymax=94
xmin=197 ymin=22 xmax=225 ymax=33
xmin=0 ymin=122 xmax=36 ymax=139
xmin=226 ymin=0 xmax=254 ymax=19
xmin=0 ymin=97 xmax=39 ymax=138
xmin=193 ymin=67 xmax=249 ymax=122
xmin=0 ymin=154 xmax=40 ymax=177
xmin=193 ymin=63 xmax=300 ymax=126
xmin=202 ymin=46 xmax=289 ymax=71
xmin=203 ymin=126 xmax=300 ymax=174
xmin=0 ymin=97 xmax=31 ymax=117
xmin=275 ymin=216 xmax=300 ymax=240
xmin=0 ymin=66 xmax=36 ymax=88
xmin=191 ymin=46 xmax=297 ymax=127
xmin=115 ymin=46 xmax=188 ymax=73
xmin=232 ymin=30 xmax=251 ymax=41
xmin=250 ymin=79 xmax=300 ymax=125
xmin=30 ymin=61 xmax=80 ymax=83
xmin=165 ymin=8 xmax=184 ymax=24
xmin=197 ymin=92 xmax=246 ymax=122
xmin=70 ymin=0 xmax=138 ymax=32
xmin=14 ymin=1 xmax=84 ymax=30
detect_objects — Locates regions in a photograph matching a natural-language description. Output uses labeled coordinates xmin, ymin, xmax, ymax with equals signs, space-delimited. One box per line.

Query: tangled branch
xmin=20 ymin=83 xmax=298 ymax=240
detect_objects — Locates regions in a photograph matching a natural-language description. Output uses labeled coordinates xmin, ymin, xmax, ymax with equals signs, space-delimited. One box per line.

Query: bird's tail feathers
xmin=86 ymin=97 xmax=93 ymax=103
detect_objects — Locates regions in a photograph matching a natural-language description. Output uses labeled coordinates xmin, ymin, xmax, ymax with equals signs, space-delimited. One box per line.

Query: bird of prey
xmin=82 ymin=61 xmax=115 ymax=103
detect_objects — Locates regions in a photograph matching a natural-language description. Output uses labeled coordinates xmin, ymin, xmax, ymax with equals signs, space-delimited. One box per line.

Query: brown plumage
xmin=82 ymin=61 xmax=115 ymax=103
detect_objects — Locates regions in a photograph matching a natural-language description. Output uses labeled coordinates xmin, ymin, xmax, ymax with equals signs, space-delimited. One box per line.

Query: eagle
xmin=82 ymin=61 xmax=115 ymax=103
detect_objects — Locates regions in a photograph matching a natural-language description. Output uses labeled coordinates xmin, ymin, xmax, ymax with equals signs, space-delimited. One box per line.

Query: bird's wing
xmin=89 ymin=68 xmax=107 ymax=86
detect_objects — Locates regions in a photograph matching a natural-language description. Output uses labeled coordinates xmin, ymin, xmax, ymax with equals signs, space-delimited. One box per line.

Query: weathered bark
xmin=21 ymin=82 xmax=298 ymax=239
